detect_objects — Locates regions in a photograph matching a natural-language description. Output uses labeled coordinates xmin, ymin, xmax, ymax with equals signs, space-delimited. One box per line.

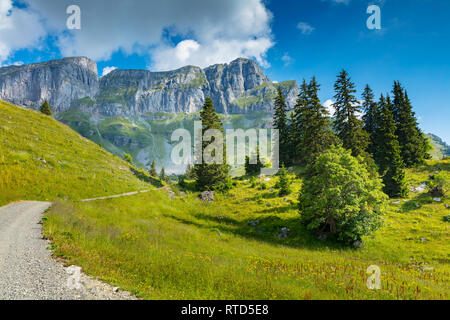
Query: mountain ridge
xmin=0 ymin=57 xmax=299 ymax=115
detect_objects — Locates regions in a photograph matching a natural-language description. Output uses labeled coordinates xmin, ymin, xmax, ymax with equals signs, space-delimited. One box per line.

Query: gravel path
xmin=0 ymin=201 xmax=136 ymax=300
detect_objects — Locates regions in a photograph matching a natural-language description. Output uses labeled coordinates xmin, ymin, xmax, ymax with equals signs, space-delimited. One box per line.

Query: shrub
xmin=123 ymin=153 xmax=133 ymax=164
xmin=40 ymin=100 xmax=52 ymax=116
xmin=428 ymin=172 xmax=449 ymax=197
xmin=299 ymin=145 xmax=388 ymax=243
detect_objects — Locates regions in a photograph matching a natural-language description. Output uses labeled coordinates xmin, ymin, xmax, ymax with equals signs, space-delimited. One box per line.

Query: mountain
xmin=427 ymin=133 xmax=450 ymax=160
xmin=0 ymin=57 xmax=299 ymax=115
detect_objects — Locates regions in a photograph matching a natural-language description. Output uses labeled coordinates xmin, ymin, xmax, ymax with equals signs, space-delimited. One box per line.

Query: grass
xmin=43 ymin=161 xmax=449 ymax=300
xmin=0 ymin=101 xmax=151 ymax=206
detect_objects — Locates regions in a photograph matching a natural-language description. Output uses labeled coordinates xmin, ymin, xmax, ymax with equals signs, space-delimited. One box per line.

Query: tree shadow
xmin=129 ymin=166 xmax=163 ymax=188
xmin=164 ymin=211 xmax=351 ymax=252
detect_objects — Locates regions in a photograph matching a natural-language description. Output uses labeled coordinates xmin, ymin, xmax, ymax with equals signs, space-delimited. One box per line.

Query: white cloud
xmin=323 ymin=100 xmax=335 ymax=116
xmin=297 ymin=22 xmax=315 ymax=35
xmin=332 ymin=0 xmax=350 ymax=4
xmin=101 ymin=66 xmax=117 ymax=77
xmin=281 ymin=53 xmax=293 ymax=66
xmin=23 ymin=0 xmax=273 ymax=71
xmin=0 ymin=0 xmax=46 ymax=63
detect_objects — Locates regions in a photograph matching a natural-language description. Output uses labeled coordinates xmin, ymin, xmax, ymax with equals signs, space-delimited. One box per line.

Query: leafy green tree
xmin=299 ymin=145 xmax=387 ymax=243
xmin=392 ymin=82 xmax=429 ymax=166
xmin=149 ymin=160 xmax=157 ymax=176
xmin=273 ymin=88 xmax=290 ymax=165
xmin=332 ymin=70 xmax=369 ymax=157
xmin=193 ymin=97 xmax=230 ymax=190
xmin=295 ymin=77 xmax=337 ymax=165
xmin=276 ymin=165 xmax=291 ymax=196
xmin=123 ymin=153 xmax=133 ymax=164
xmin=40 ymin=100 xmax=52 ymax=116
xmin=245 ymin=147 xmax=263 ymax=175
xmin=373 ymin=95 xmax=408 ymax=198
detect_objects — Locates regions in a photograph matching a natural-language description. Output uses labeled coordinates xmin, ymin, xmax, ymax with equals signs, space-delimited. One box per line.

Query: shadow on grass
xmin=164 ymin=211 xmax=351 ymax=252
xmin=401 ymin=192 xmax=435 ymax=212
xmin=129 ymin=167 xmax=163 ymax=188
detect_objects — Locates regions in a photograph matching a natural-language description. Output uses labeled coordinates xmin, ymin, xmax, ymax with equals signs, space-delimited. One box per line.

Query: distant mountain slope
xmin=0 ymin=57 xmax=299 ymax=115
xmin=0 ymin=101 xmax=149 ymax=206
xmin=427 ymin=133 xmax=450 ymax=160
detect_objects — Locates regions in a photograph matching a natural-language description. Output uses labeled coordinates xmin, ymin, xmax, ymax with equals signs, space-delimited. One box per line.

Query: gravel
xmin=0 ymin=201 xmax=136 ymax=300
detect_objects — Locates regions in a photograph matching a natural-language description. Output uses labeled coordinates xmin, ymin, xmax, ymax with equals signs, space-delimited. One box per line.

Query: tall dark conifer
xmin=296 ymin=77 xmax=337 ymax=165
xmin=193 ymin=97 xmax=230 ymax=190
xmin=362 ymin=85 xmax=379 ymax=156
xmin=332 ymin=70 xmax=369 ymax=157
xmin=373 ymin=95 xmax=408 ymax=198
xmin=392 ymin=82 xmax=428 ymax=166
xmin=273 ymin=88 xmax=290 ymax=165
xmin=290 ymin=80 xmax=309 ymax=162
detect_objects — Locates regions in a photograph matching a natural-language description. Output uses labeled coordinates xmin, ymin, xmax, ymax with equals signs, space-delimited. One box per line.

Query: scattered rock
xmin=249 ymin=220 xmax=259 ymax=227
xmin=393 ymin=201 xmax=401 ymax=204
xmin=412 ymin=183 xmax=427 ymax=193
xmin=433 ymin=197 xmax=441 ymax=202
xmin=353 ymin=240 xmax=363 ymax=248
xmin=277 ymin=227 xmax=290 ymax=238
xmin=420 ymin=238 xmax=429 ymax=242
xmin=283 ymin=198 xmax=288 ymax=202
xmin=317 ymin=234 xmax=327 ymax=241
xmin=288 ymin=167 xmax=294 ymax=172
xmin=112 ymin=287 xmax=120 ymax=293
xmin=168 ymin=191 xmax=176 ymax=199
xmin=415 ymin=204 xmax=420 ymax=208
xmin=200 ymin=191 xmax=214 ymax=202
xmin=445 ymin=204 xmax=449 ymax=209
xmin=420 ymin=266 xmax=434 ymax=272
xmin=264 ymin=178 xmax=271 ymax=182
xmin=256 ymin=228 xmax=265 ymax=233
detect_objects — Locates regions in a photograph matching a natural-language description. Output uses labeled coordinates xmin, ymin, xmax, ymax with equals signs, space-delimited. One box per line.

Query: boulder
xmin=200 ymin=191 xmax=214 ymax=202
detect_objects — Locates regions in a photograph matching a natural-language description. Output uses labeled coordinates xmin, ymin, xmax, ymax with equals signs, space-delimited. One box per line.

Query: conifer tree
xmin=149 ymin=160 xmax=157 ymax=176
xmin=40 ymin=100 xmax=52 ymax=116
xmin=362 ymin=85 xmax=380 ymax=157
xmin=290 ymin=80 xmax=309 ymax=162
xmin=392 ymin=82 xmax=428 ymax=166
xmin=245 ymin=147 xmax=263 ymax=175
xmin=277 ymin=165 xmax=291 ymax=196
xmin=273 ymin=88 xmax=290 ymax=166
xmin=159 ymin=167 xmax=166 ymax=182
xmin=332 ymin=70 xmax=369 ymax=157
xmin=193 ymin=97 xmax=230 ymax=190
xmin=295 ymin=77 xmax=337 ymax=165
xmin=373 ymin=95 xmax=408 ymax=198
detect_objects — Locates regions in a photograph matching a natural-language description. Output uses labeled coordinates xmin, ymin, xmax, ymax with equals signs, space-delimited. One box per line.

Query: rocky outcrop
xmin=0 ymin=57 xmax=298 ymax=115
xmin=0 ymin=57 xmax=98 ymax=113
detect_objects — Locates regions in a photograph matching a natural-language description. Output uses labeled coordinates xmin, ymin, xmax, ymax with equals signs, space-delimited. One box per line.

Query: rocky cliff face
xmin=0 ymin=57 xmax=298 ymax=115
xmin=0 ymin=57 xmax=98 ymax=113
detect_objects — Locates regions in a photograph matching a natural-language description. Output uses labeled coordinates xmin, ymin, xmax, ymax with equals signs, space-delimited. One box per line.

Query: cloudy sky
xmin=0 ymin=0 xmax=449 ymax=142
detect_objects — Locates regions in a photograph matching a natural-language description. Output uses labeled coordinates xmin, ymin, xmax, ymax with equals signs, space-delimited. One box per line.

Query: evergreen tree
xmin=40 ymin=100 xmax=52 ymax=116
xmin=245 ymin=147 xmax=263 ymax=175
xmin=149 ymin=160 xmax=157 ymax=176
xmin=273 ymin=88 xmax=290 ymax=166
xmin=277 ymin=165 xmax=291 ymax=196
xmin=193 ymin=97 xmax=230 ymax=190
xmin=295 ymin=77 xmax=337 ymax=165
xmin=373 ymin=95 xmax=408 ymax=198
xmin=392 ymin=82 xmax=428 ymax=166
xmin=290 ymin=80 xmax=309 ymax=162
xmin=362 ymin=85 xmax=378 ymax=141
xmin=185 ymin=164 xmax=195 ymax=180
xmin=332 ymin=70 xmax=369 ymax=157
xmin=159 ymin=167 xmax=166 ymax=182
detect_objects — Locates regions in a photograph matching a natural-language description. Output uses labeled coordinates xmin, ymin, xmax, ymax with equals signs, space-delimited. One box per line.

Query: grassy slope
xmin=0 ymin=101 xmax=150 ymax=206
xmin=43 ymin=160 xmax=449 ymax=300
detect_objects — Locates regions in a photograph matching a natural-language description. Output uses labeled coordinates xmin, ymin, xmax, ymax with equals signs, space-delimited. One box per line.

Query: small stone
xmin=277 ymin=227 xmax=290 ymax=238
xmin=420 ymin=238 xmax=429 ymax=242
xmin=415 ymin=204 xmax=420 ymax=208
xmin=421 ymin=266 xmax=433 ymax=272
xmin=353 ymin=240 xmax=363 ymax=248
xmin=318 ymin=234 xmax=327 ymax=241
xmin=445 ymin=204 xmax=449 ymax=209
xmin=393 ymin=201 xmax=401 ymax=204
xmin=200 ymin=191 xmax=214 ymax=202
xmin=283 ymin=198 xmax=288 ymax=202
xmin=113 ymin=287 xmax=120 ymax=293
xmin=433 ymin=197 xmax=441 ymax=202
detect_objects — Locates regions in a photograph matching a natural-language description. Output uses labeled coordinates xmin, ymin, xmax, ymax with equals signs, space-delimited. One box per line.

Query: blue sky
xmin=1 ymin=0 xmax=449 ymax=142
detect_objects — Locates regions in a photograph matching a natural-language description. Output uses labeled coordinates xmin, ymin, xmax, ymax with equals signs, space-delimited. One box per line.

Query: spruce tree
xmin=392 ymin=82 xmax=428 ymax=166
xmin=277 ymin=165 xmax=291 ymax=196
xmin=245 ymin=147 xmax=263 ymax=175
xmin=296 ymin=77 xmax=337 ymax=165
xmin=373 ymin=95 xmax=408 ymax=198
xmin=149 ymin=160 xmax=157 ymax=176
xmin=332 ymin=70 xmax=369 ymax=157
xmin=159 ymin=167 xmax=166 ymax=182
xmin=290 ymin=80 xmax=309 ymax=163
xmin=40 ymin=100 xmax=52 ymax=116
xmin=273 ymin=88 xmax=290 ymax=166
xmin=193 ymin=97 xmax=230 ymax=190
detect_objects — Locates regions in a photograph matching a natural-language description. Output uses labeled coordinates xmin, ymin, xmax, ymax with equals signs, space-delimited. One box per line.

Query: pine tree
xmin=332 ymin=70 xmax=369 ymax=157
xmin=193 ymin=97 xmax=230 ymax=190
xmin=149 ymin=160 xmax=157 ymax=176
xmin=392 ymin=82 xmax=428 ymax=166
xmin=290 ymin=80 xmax=309 ymax=162
xmin=273 ymin=88 xmax=290 ymax=166
xmin=373 ymin=95 xmax=408 ymax=198
xmin=245 ymin=147 xmax=263 ymax=175
xmin=277 ymin=165 xmax=291 ymax=196
xmin=295 ymin=77 xmax=337 ymax=165
xmin=159 ymin=167 xmax=166 ymax=182
xmin=40 ymin=100 xmax=52 ymax=116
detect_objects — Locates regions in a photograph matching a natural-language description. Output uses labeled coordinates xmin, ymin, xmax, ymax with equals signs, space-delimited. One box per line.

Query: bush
xmin=428 ymin=172 xmax=449 ymax=197
xmin=443 ymin=215 xmax=450 ymax=223
xmin=123 ymin=153 xmax=133 ymax=164
xmin=299 ymin=145 xmax=388 ymax=244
